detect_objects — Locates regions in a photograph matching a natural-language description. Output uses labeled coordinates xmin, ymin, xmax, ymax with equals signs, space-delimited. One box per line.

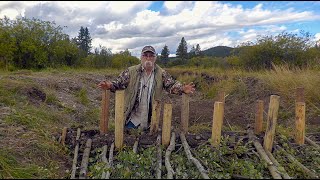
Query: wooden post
xmin=295 ymin=87 xmax=305 ymax=145
xmin=71 ymin=128 xmax=81 ymax=179
xmin=162 ymin=102 xmax=172 ymax=147
xmin=115 ymin=90 xmax=125 ymax=149
xmin=100 ymin=90 xmax=110 ymax=135
xmin=295 ymin=102 xmax=306 ymax=145
xmin=254 ymin=100 xmax=264 ymax=135
xmin=217 ymin=91 xmax=225 ymax=103
xmin=211 ymin=102 xmax=224 ymax=147
xmin=181 ymin=93 xmax=190 ymax=134
xmin=150 ymin=100 xmax=161 ymax=135
xmin=61 ymin=127 xmax=67 ymax=146
xmin=263 ymin=95 xmax=280 ymax=152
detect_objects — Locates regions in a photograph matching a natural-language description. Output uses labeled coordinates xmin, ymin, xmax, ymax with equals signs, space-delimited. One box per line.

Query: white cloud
xmin=315 ymin=33 xmax=320 ymax=41
xmin=0 ymin=1 xmax=319 ymax=57
xmin=0 ymin=8 xmax=19 ymax=19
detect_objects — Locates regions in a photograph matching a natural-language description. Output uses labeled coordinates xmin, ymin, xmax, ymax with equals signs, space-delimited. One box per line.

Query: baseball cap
xmin=141 ymin=45 xmax=156 ymax=54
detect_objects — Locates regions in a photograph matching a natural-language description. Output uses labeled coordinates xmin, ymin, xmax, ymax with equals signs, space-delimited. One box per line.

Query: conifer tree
xmin=160 ymin=45 xmax=170 ymax=65
xmin=176 ymin=37 xmax=188 ymax=60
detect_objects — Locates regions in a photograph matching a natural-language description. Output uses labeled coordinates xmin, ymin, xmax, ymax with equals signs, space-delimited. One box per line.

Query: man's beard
xmin=144 ymin=61 xmax=154 ymax=69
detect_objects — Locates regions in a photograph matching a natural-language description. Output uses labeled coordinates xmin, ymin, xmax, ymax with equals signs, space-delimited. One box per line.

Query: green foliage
xmin=274 ymin=134 xmax=320 ymax=179
xmin=171 ymin=150 xmax=202 ymax=179
xmin=0 ymin=16 xmax=15 ymax=71
xmin=75 ymin=88 xmax=89 ymax=105
xmin=226 ymin=55 xmax=242 ymax=67
xmin=0 ymin=148 xmax=50 ymax=179
xmin=202 ymin=46 xmax=234 ymax=57
xmin=82 ymin=45 xmax=113 ymax=68
xmin=176 ymin=37 xmax=188 ymax=60
xmin=76 ymin=26 xmax=92 ymax=57
xmin=105 ymin=146 xmax=158 ymax=179
xmin=160 ymin=44 xmax=170 ymax=66
xmin=195 ymin=136 xmax=269 ymax=179
xmin=237 ymin=31 xmax=320 ymax=70
xmin=0 ymin=17 xmax=79 ymax=70
xmin=111 ymin=50 xmax=140 ymax=69
xmin=187 ymin=56 xmax=228 ymax=69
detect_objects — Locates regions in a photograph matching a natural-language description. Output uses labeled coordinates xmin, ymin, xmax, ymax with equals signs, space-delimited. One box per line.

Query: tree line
xmin=160 ymin=31 xmax=320 ymax=70
xmin=0 ymin=17 xmax=140 ymax=70
xmin=1 ymin=16 xmax=319 ymax=71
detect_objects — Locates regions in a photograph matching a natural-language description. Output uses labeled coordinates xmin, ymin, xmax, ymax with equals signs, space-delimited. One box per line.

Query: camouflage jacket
xmin=109 ymin=64 xmax=184 ymax=119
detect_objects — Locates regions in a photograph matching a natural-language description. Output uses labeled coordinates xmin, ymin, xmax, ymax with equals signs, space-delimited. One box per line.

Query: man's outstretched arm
xmin=97 ymin=69 xmax=130 ymax=92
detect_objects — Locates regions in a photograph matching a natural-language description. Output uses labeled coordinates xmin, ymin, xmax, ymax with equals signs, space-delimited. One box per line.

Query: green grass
xmin=1 ymin=65 xmax=320 ymax=178
xmin=0 ymin=148 xmax=54 ymax=179
xmin=75 ymin=88 xmax=90 ymax=105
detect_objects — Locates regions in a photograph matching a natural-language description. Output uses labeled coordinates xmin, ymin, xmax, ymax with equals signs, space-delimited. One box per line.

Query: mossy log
xmin=305 ymin=136 xmax=320 ymax=150
xmin=276 ymin=145 xmax=319 ymax=179
xmin=180 ymin=132 xmax=209 ymax=179
xmin=71 ymin=128 xmax=81 ymax=179
xmin=248 ymin=129 xmax=282 ymax=179
xmin=165 ymin=132 xmax=176 ymax=179
xmin=79 ymin=138 xmax=92 ymax=179
xmin=156 ymin=134 xmax=162 ymax=179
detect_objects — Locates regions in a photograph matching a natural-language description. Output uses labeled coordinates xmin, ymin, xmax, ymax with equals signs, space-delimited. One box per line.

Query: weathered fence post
xmin=150 ymin=100 xmax=161 ymax=135
xmin=162 ymin=101 xmax=172 ymax=147
xmin=263 ymin=95 xmax=280 ymax=152
xmin=211 ymin=101 xmax=224 ymax=147
xmin=79 ymin=138 xmax=92 ymax=179
xmin=61 ymin=127 xmax=68 ymax=146
xmin=181 ymin=93 xmax=189 ymax=134
xmin=71 ymin=128 xmax=81 ymax=179
xmin=100 ymin=90 xmax=110 ymax=135
xmin=218 ymin=91 xmax=225 ymax=103
xmin=295 ymin=87 xmax=305 ymax=145
xmin=255 ymin=100 xmax=264 ymax=135
xmin=115 ymin=90 xmax=125 ymax=149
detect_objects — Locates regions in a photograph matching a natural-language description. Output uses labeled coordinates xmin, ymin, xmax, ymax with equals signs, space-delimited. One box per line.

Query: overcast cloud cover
xmin=1 ymin=1 xmax=320 ymax=57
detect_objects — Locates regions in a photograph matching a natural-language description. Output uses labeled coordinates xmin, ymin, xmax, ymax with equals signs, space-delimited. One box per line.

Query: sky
xmin=1 ymin=1 xmax=320 ymax=57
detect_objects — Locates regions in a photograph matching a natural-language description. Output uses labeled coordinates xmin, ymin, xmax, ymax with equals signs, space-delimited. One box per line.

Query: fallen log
xmin=232 ymin=174 xmax=250 ymax=179
xmin=165 ymin=132 xmax=176 ymax=179
xmin=247 ymin=129 xmax=282 ymax=179
xmin=156 ymin=134 xmax=162 ymax=179
xmin=305 ymin=136 xmax=320 ymax=150
xmin=60 ymin=127 xmax=68 ymax=145
xmin=71 ymin=128 xmax=81 ymax=179
xmin=105 ymin=142 xmax=115 ymax=179
xmin=265 ymin=150 xmax=291 ymax=179
xmin=276 ymin=145 xmax=319 ymax=179
xmin=79 ymin=138 xmax=92 ymax=179
xmin=133 ymin=137 xmax=139 ymax=154
xmin=180 ymin=132 xmax=209 ymax=179
xmin=101 ymin=145 xmax=110 ymax=179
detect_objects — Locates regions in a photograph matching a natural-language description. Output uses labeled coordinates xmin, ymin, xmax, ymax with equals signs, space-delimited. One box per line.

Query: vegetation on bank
xmin=1 ymin=65 xmax=320 ymax=178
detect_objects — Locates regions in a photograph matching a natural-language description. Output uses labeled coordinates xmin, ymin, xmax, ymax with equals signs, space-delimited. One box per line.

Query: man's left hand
xmin=183 ymin=82 xmax=196 ymax=94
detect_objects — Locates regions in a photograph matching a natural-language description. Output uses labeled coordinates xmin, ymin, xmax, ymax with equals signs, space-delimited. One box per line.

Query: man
xmin=97 ymin=45 xmax=195 ymax=130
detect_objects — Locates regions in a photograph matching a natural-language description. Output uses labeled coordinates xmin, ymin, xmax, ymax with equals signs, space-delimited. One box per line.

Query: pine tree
xmin=77 ymin=26 xmax=92 ymax=56
xmin=195 ymin=44 xmax=201 ymax=56
xmin=176 ymin=37 xmax=188 ymax=60
xmin=189 ymin=45 xmax=196 ymax=58
xmin=160 ymin=45 xmax=170 ymax=65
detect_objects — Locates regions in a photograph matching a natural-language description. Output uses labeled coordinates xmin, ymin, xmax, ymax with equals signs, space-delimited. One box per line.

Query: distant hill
xmin=167 ymin=45 xmax=238 ymax=62
xmin=201 ymin=46 xmax=236 ymax=57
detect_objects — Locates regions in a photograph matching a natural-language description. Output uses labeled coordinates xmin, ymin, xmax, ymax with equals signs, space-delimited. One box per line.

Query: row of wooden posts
xmin=89 ymin=87 xmax=307 ymax=152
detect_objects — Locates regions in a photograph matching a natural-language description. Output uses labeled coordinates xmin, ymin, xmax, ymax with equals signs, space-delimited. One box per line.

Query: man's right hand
xmin=97 ymin=80 xmax=112 ymax=90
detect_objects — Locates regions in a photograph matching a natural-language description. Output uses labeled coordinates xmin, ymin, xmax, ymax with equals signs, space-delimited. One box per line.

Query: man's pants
xmin=125 ymin=121 xmax=137 ymax=129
